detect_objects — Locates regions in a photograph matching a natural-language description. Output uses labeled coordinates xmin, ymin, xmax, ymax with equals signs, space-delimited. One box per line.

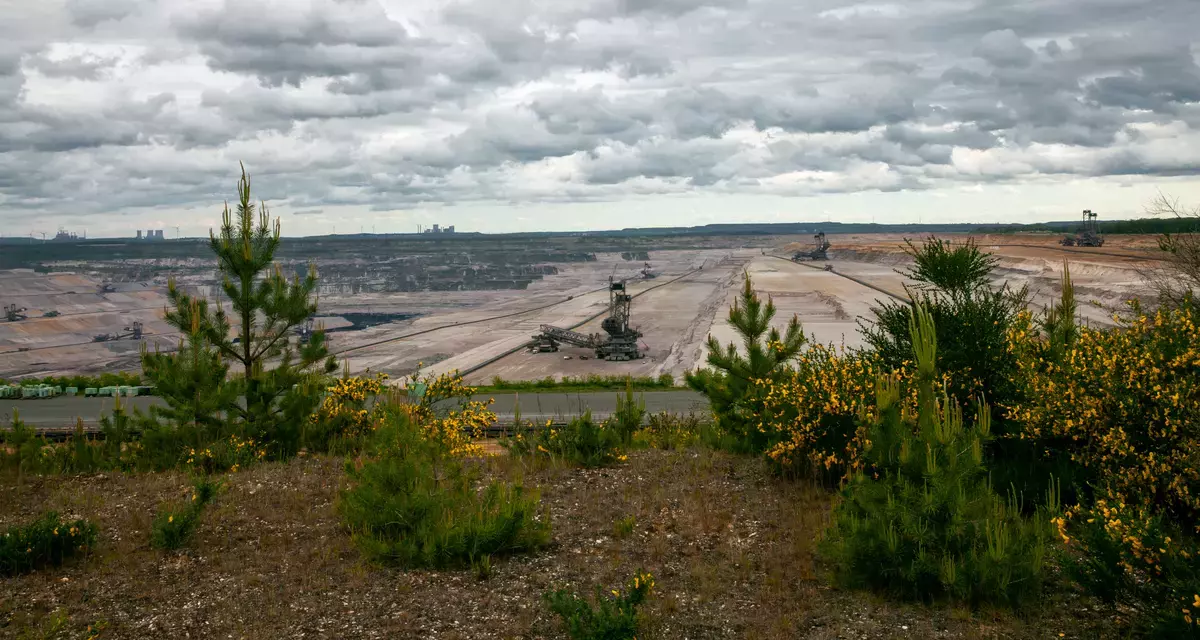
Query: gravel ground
xmin=1 ymin=449 xmax=1121 ymax=639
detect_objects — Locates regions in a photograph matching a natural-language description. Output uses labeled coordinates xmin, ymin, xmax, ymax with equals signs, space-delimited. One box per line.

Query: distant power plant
xmin=418 ymin=224 xmax=456 ymax=234
xmin=136 ymin=230 xmax=166 ymax=241
xmin=51 ymin=228 xmax=83 ymax=242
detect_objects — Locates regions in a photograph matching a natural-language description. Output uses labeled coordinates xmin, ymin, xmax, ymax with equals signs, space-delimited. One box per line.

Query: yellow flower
xmin=168 ymin=515 xmax=174 ymax=523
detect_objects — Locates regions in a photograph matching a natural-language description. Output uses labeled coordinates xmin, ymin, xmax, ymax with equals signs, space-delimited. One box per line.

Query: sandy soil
xmin=326 ymin=248 xmax=750 ymax=383
xmin=0 ymin=234 xmax=1171 ymax=382
xmin=0 ymin=450 xmax=1118 ymax=639
xmin=0 ymin=271 xmax=176 ymax=379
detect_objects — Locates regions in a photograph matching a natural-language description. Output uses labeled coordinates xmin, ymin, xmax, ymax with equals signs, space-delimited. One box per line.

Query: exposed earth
xmin=0 ymin=233 xmax=1167 ymax=384
xmin=0 ymin=448 xmax=1121 ymax=639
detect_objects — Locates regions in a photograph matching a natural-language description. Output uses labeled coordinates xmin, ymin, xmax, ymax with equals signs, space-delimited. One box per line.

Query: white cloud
xmin=1 ymin=0 xmax=1199 ymax=236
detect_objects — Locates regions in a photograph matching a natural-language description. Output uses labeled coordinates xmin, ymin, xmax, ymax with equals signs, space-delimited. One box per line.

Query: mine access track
xmin=767 ymin=255 xmax=908 ymax=303
xmin=457 ymin=265 xmax=709 ymax=377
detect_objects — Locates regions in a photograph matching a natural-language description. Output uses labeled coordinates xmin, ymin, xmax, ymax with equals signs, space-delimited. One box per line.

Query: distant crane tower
xmin=792 ymin=232 xmax=831 ymax=261
xmin=531 ymin=276 xmax=645 ymax=361
xmin=1060 ymin=209 xmax=1105 ymax=247
xmin=3 ymin=303 xmax=28 ymax=322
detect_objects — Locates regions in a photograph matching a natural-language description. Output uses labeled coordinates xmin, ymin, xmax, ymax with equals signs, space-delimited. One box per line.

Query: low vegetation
xmin=631 ymin=411 xmax=705 ymax=450
xmin=1 ymin=512 xmax=97 ymax=577
xmin=150 ymin=476 xmax=221 ymax=550
xmin=545 ymin=570 xmax=656 ymax=640
xmin=475 ymin=373 xmax=677 ymax=393
xmin=338 ymin=404 xmax=550 ymax=569
xmin=4 ymin=171 xmax=1197 ymax=638
xmin=0 ymin=372 xmax=142 ymax=391
xmin=501 ymin=411 xmax=625 ymax=468
xmin=824 ymin=305 xmax=1059 ymax=608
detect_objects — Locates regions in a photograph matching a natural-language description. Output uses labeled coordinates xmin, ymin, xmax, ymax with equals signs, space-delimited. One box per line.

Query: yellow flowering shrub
xmin=391 ymin=370 xmax=495 ymax=458
xmin=1063 ymin=487 xmax=1200 ymax=637
xmin=758 ymin=344 xmax=942 ymax=480
xmin=309 ymin=372 xmax=389 ymax=443
xmin=1005 ymin=304 xmax=1200 ymax=523
xmin=760 ymin=345 xmax=883 ymax=477
xmin=1 ymin=512 xmax=98 ymax=577
xmin=1007 ymin=301 xmax=1200 ymax=636
xmin=184 ymin=434 xmax=267 ymax=474
xmin=545 ymin=569 xmax=656 ymax=637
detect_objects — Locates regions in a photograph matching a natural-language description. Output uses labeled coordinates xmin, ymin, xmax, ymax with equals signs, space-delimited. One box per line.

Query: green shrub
xmin=613 ymin=515 xmax=636 ymax=538
xmin=339 ymin=411 xmax=550 ymax=568
xmin=0 ymin=512 xmax=98 ymax=577
xmin=822 ymin=304 xmax=1059 ymax=608
xmin=502 ymin=411 xmax=624 ymax=468
xmin=1 ymin=410 xmax=46 ymax=481
xmin=860 ymin=237 xmax=1027 ymax=411
xmin=633 ymin=411 xmax=703 ymax=450
xmin=609 ymin=380 xmax=646 ymax=445
xmin=2 ymin=372 xmax=143 ymax=392
xmin=546 ymin=570 xmax=656 ymax=640
xmin=150 ymin=476 xmax=221 ymax=550
xmin=480 ymin=374 xmax=677 ymax=393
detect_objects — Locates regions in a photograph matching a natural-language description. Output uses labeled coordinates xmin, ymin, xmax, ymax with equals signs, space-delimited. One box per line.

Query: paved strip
xmin=1 ymin=390 xmax=710 ymax=430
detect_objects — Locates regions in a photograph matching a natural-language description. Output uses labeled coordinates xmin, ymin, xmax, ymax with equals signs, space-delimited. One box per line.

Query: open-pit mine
xmin=0 ymin=230 xmax=1169 ymax=384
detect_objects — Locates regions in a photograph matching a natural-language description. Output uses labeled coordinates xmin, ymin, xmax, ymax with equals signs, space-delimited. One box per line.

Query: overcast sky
xmin=1 ymin=0 xmax=1199 ymax=237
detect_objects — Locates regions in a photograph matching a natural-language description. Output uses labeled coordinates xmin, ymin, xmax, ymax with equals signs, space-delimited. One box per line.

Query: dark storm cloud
xmin=1 ymin=0 xmax=1199 ymax=223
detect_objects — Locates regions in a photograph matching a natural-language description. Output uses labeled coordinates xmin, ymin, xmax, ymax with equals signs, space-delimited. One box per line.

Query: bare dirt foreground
xmin=1 ymin=449 xmax=1118 ymax=639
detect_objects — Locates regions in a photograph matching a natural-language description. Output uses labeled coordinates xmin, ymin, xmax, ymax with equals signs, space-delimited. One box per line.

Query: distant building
xmin=136 ymin=230 xmax=143 ymax=240
xmin=421 ymin=224 xmax=457 ymax=234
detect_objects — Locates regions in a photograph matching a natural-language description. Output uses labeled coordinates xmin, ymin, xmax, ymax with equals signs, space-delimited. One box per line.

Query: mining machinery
xmin=1060 ymin=210 xmax=1105 ymax=247
xmin=533 ymin=277 xmax=644 ymax=361
xmin=793 ymin=232 xmax=831 ymax=261
xmin=93 ymin=321 xmax=144 ymax=343
xmin=294 ymin=317 xmax=316 ymax=340
xmin=3 ymin=303 xmax=28 ymax=322
xmin=640 ymin=262 xmax=657 ymax=279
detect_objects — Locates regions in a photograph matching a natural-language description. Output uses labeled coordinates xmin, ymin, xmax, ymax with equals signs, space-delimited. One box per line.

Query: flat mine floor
xmin=0 ymin=234 xmax=1168 ymax=381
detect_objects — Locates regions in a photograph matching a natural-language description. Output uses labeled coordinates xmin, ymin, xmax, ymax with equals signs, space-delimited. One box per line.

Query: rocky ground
xmin=1 ymin=448 xmax=1122 ymax=639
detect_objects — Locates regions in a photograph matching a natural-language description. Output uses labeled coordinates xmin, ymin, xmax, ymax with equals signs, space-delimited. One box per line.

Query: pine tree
xmin=823 ymin=303 xmax=1059 ymax=607
xmin=140 ymin=291 xmax=237 ymax=445
xmin=1039 ymin=261 xmax=1078 ymax=362
xmin=860 ymin=236 xmax=1028 ymax=410
xmin=147 ymin=164 xmax=336 ymax=456
xmin=686 ymin=273 xmax=805 ymax=452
